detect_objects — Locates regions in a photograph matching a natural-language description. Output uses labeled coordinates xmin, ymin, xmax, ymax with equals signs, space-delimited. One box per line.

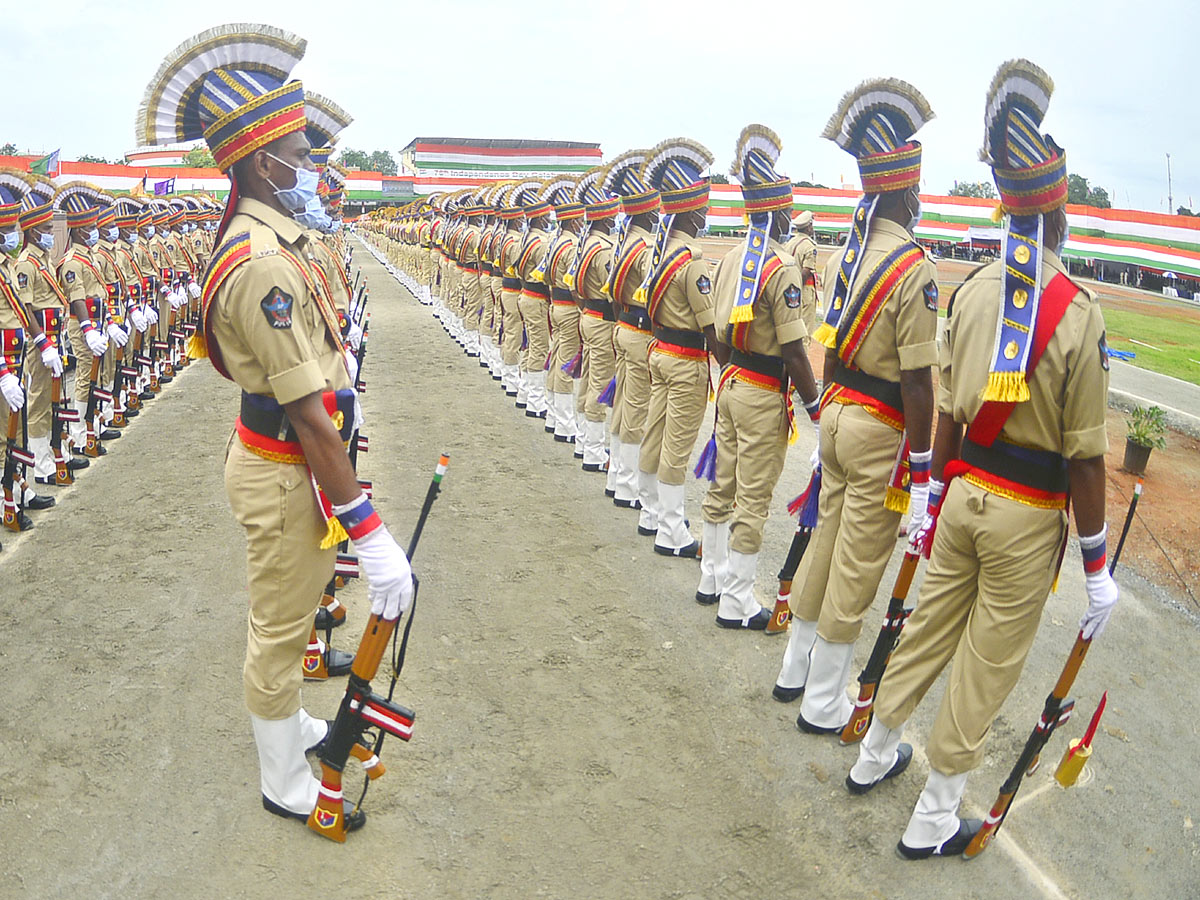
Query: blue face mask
xmin=144 ymin=226 xmax=155 ymax=239
xmin=1 ymin=230 xmax=19 ymax=253
xmin=105 ymin=227 xmax=119 ymax=242
xmin=267 ymin=153 xmax=320 ymax=214
xmin=82 ymin=228 xmax=99 ymax=248
xmin=295 ymin=195 xmax=333 ymax=232
xmin=37 ymin=231 xmax=55 ymax=251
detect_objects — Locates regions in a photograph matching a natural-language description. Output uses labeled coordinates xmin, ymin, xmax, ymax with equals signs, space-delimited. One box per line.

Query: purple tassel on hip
xmin=598 ymin=376 xmax=616 ymax=407
xmin=562 ymin=349 xmax=583 ymax=378
xmin=693 ymin=432 xmax=717 ymax=482
xmin=786 ymin=465 xmax=822 ymax=528
xmin=520 ymin=328 xmax=528 ymax=351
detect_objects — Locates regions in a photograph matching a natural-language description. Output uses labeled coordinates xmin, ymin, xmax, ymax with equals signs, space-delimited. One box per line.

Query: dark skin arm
xmin=1067 ymin=456 xmax=1107 ymax=538
xmin=284 ymin=391 xmax=361 ymax=507
xmin=822 ymin=347 xmax=837 ymax=389
xmin=899 ymin=367 xmax=934 ymax=455
xmin=781 ymin=338 xmax=818 ymax=405
xmin=929 ymin=413 xmax=963 ymax=481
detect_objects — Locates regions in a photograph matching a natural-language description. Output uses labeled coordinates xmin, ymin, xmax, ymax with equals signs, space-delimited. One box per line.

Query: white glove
xmin=907 ymin=481 xmax=930 ymax=532
xmin=106 ymin=322 xmax=129 ymax=348
xmin=344 ymin=347 xmax=359 ymax=383
xmin=907 ymin=478 xmax=944 ymax=556
xmin=40 ymin=344 xmax=63 ymax=377
xmin=144 ymin=304 xmax=159 ymax=326
xmin=0 ymin=370 xmax=24 ymax=411
xmin=83 ymin=325 xmax=108 ymax=356
xmin=169 ymin=289 xmax=186 ymax=310
xmin=355 ymin=525 xmax=414 ymax=620
xmin=187 ymin=282 xmax=202 ymax=300
xmin=130 ymin=306 xmax=148 ymax=333
xmin=347 ymin=318 xmax=364 ymax=351
xmin=352 ymin=394 xmax=365 ymax=432
xmin=1079 ymin=526 xmax=1118 ymax=640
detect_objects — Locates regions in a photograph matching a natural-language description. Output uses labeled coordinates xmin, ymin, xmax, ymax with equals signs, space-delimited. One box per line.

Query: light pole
xmin=1167 ymin=152 xmax=1173 ymax=214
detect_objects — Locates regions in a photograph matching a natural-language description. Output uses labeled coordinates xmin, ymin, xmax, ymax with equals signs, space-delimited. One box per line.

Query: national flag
xmin=153 ymin=176 xmax=176 ymax=196
xmin=30 ymin=150 xmax=60 ymax=177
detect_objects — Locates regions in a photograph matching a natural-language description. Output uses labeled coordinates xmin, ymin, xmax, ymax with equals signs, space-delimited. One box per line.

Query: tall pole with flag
xmin=30 ymin=150 xmax=60 ymax=178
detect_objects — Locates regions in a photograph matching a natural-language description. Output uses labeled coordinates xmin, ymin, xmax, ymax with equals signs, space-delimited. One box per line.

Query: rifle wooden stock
xmin=111 ymin=343 xmax=127 ymax=427
xmin=769 ymin=526 xmax=815 ymax=634
xmin=50 ymin=375 xmax=71 ymax=486
xmin=3 ymin=410 xmax=21 ymax=532
xmin=840 ymin=551 xmax=919 ymax=744
xmin=83 ymin=355 xmax=102 ymax=458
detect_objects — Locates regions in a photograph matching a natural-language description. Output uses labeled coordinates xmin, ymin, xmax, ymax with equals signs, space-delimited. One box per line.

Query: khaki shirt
xmin=147 ymin=235 xmax=172 ymax=277
xmin=649 ymin=232 xmax=714 ymax=331
xmin=0 ymin=257 xmax=26 ymax=330
xmin=820 ymin=217 xmax=938 ymax=379
xmin=112 ymin=240 xmax=144 ymax=295
xmin=459 ymin=224 xmax=480 ymax=265
xmin=614 ymin=224 xmax=654 ymax=309
xmin=575 ymin=229 xmax=614 ymax=300
xmin=208 ymin=198 xmax=350 ymax=404
xmin=14 ymin=245 xmax=65 ymax=311
xmin=518 ymin=228 xmax=550 ymax=284
xmin=941 ymin=251 xmax=1109 ymax=460
xmin=57 ymin=245 xmax=106 ymax=308
xmin=306 ymin=232 xmax=351 ymax=315
xmin=499 ymin=226 xmax=524 ymax=279
xmin=712 ymin=238 xmax=808 ymax=355
xmin=548 ymin=232 xmax=579 ymax=293
xmin=163 ymin=231 xmax=191 ymax=275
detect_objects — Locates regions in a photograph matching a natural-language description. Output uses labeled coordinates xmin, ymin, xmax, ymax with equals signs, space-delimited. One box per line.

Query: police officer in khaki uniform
xmin=16 ymin=177 xmax=79 ymax=485
xmin=847 ymin=60 xmax=1117 ymax=859
xmin=53 ymin=183 xmax=116 ymax=455
xmin=514 ymin=183 xmax=555 ymax=420
xmin=634 ymin=139 xmax=722 ymax=558
xmin=784 ymin=209 xmax=819 ymax=342
xmin=91 ymin=199 xmax=133 ymax=429
xmin=774 ymin=80 xmax=940 ymax=735
xmin=496 ymin=186 xmax=529 ymax=398
xmin=565 ymin=166 xmax=619 ymax=473
xmin=599 ymin=152 xmax=658 ymax=514
xmin=700 ymin=125 xmax=821 ymax=628
xmin=164 ymin=37 xmax=414 ymax=830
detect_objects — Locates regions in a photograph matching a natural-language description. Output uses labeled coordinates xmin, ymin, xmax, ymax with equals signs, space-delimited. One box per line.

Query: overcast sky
xmin=4 ymin=0 xmax=1196 ymax=212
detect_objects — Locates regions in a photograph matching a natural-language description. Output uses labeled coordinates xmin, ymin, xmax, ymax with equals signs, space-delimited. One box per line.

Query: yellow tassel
xmin=980 ymin=371 xmax=1030 ymax=403
xmin=1051 ymin=572 xmax=1059 ymax=594
xmin=991 ymin=203 xmax=1006 ymax=224
xmin=884 ymin=485 xmax=910 ymax=514
xmin=319 ymin=516 xmax=349 ymax=550
xmin=787 ymin=422 xmax=798 ymax=446
xmin=529 ymin=270 xmax=545 ymax=284
xmin=186 ymin=333 xmax=208 ymax=360
xmin=563 ymin=274 xmax=575 ymax=289
xmin=600 ymin=283 xmax=610 ymax=296
xmin=728 ymin=302 xmax=755 ymax=324
xmin=632 ymin=287 xmax=647 ymax=305
xmin=505 ymin=265 xmax=516 ymax=276
xmin=812 ymin=322 xmax=838 ymax=350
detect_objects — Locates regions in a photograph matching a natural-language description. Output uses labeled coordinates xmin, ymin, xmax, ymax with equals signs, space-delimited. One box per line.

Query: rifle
xmin=125 ymin=286 xmax=144 ymax=412
xmin=106 ymin=283 xmax=128 ymax=428
xmin=769 ymin=466 xmax=821 ymax=633
xmin=82 ymin=354 xmax=103 ymax=458
xmin=964 ymin=484 xmax=1139 ymax=858
xmin=839 ymin=551 xmax=917 ymax=743
xmin=3 ymin=408 xmax=31 ymax=532
xmin=308 ymin=453 xmax=449 ymax=842
xmin=50 ymin=372 xmax=75 ymax=486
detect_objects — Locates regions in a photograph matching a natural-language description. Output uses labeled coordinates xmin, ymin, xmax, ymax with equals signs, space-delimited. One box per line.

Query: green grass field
xmin=1102 ymin=307 xmax=1200 ymax=385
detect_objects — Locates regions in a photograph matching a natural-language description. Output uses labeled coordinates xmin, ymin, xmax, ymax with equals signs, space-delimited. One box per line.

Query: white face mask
xmin=82 ymin=228 xmax=99 ymax=248
xmin=37 ymin=231 xmax=55 ymax=251
xmin=266 ymin=152 xmax=320 ymax=213
xmin=105 ymin=227 xmax=119 ymax=242
xmin=904 ymin=192 xmax=922 ymax=234
xmin=126 ymin=233 xmax=139 ymax=245
xmin=1 ymin=230 xmax=19 ymax=253
xmin=144 ymin=226 xmax=155 ymax=239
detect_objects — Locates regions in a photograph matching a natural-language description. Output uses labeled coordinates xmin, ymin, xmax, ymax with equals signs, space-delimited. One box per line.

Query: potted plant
xmin=1123 ymin=405 xmax=1167 ymax=475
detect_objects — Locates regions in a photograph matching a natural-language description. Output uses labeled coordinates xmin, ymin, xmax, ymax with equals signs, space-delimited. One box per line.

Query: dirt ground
xmin=0 ymin=237 xmax=1196 ymax=900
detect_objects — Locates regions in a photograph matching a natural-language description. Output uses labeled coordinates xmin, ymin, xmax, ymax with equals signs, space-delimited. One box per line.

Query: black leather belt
xmin=239 ymin=389 xmax=356 ymax=444
xmin=962 ymin=437 xmax=1068 ymax=494
xmin=730 ymin=348 xmax=784 ymax=380
xmin=523 ymin=282 xmax=550 ymax=298
xmin=585 ymin=298 xmax=615 ymax=321
xmin=653 ymin=325 xmax=706 ymax=351
xmin=618 ymin=308 xmax=651 ymax=331
xmin=551 ymin=287 xmax=574 ymax=303
xmin=833 ymin=363 xmax=902 ymax=411
xmin=502 ymin=277 xmax=520 ymax=290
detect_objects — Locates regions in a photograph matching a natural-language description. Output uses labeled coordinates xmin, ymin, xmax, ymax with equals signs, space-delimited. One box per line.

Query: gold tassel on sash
xmin=186 ymin=332 xmax=208 ymax=359
xmin=981 ymin=370 xmax=1030 ymax=403
xmin=319 ymin=516 xmax=349 ymax=550
xmin=812 ymin=321 xmax=838 ymax=349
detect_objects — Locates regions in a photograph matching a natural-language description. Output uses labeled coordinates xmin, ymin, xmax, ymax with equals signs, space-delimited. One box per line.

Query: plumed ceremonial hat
xmin=19 ymin=173 xmax=57 ymax=230
xmin=52 ymin=181 xmax=104 ymax=230
xmin=732 ymin=124 xmax=792 ymax=215
xmin=603 ymin=149 xmax=659 ymax=217
xmin=0 ymin=168 xmax=30 ymax=229
xmin=821 ymin=78 xmax=934 ymax=195
xmin=642 ymin=138 xmax=713 ymax=216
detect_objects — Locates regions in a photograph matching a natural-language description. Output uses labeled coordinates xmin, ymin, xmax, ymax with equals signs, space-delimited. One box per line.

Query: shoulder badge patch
xmin=784 ymin=284 xmax=801 ymax=308
xmin=923 ymin=280 xmax=939 ymax=312
xmin=696 ymin=274 xmax=711 ymax=295
xmin=64 ymin=269 xmax=76 ymax=285
xmin=17 ymin=273 xmax=27 ymax=289
xmin=1099 ymin=331 xmax=1110 ymax=371
xmin=260 ymin=287 xmax=294 ymax=329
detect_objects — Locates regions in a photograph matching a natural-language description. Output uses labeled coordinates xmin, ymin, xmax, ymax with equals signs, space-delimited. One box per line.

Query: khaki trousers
xmin=611 ymin=325 xmax=652 ymax=444
xmin=66 ymin=318 xmax=96 ymax=405
xmin=790 ymin=402 xmax=903 ymax=643
xmin=500 ymin=289 xmax=523 ymax=365
xmin=701 ymin=378 xmax=789 ymax=554
xmin=639 ymin=349 xmax=709 ymax=486
xmin=463 ymin=270 xmax=484 ymax=329
xmin=26 ymin=351 xmax=52 ymax=439
xmin=517 ymin=295 xmax=551 ymax=374
xmin=225 ymin=438 xmax=334 ymax=720
xmin=490 ymin=278 xmax=504 ymax=341
xmin=875 ymin=479 xmax=1066 ymax=774
xmin=547 ymin=304 xmax=581 ymax=394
